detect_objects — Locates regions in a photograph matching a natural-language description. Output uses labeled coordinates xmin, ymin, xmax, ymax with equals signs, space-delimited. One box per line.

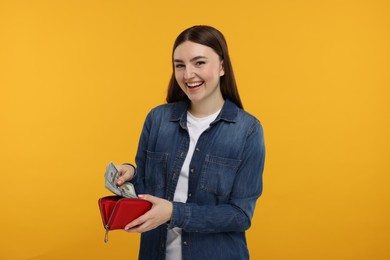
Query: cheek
xmin=174 ymin=72 xmax=185 ymax=88
xmin=205 ymin=64 xmax=222 ymax=80
xmin=174 ymin=71 xmax=180 ymax=82
xmin=204 ymin=70 xmax=220 ymax=83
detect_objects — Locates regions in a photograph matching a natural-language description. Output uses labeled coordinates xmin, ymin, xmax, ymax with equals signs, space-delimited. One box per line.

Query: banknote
xmin=105 ymin=162 xmax=137 ymax=198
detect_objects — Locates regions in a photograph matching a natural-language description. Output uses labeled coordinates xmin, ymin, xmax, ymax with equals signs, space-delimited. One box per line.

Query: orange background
xmin=0 ymin=0 xmax=389 ymax=259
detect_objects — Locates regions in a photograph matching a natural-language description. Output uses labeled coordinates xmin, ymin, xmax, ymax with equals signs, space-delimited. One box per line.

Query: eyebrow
xmin=173 ymin=56 xmax=208 ymax=63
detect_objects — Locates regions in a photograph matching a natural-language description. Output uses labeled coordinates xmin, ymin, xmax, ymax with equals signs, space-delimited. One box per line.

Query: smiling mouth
xmin=186 ymin=81 xmax=204 ymax=89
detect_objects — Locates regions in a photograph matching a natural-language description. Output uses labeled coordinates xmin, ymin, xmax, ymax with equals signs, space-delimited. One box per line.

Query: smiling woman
xmin=110 ymin=25 xmax=265 ymax=260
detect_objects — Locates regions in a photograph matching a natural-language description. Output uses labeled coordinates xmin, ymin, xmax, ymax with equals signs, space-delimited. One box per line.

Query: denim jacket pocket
xmin=200 ymin=155 xmax=241 ymax=196
xmin=144 ymin=150 xmax=168 ymax=192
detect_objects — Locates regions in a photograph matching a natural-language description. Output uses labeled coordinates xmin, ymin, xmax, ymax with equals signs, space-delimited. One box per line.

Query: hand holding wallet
xmin=98 ymin=195 xmax=152 ymax=242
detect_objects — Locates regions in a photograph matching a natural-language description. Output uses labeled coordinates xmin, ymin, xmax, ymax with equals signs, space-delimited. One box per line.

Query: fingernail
xmin=138 ymin=194 xmax=144 ymax=198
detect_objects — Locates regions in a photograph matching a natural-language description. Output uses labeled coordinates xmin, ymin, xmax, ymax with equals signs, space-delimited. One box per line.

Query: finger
xmin=125 ymin=219 xmax=155 ymax=233
xmin=124 ymin=211 xmax=150 ymax=231
xmin=124 ymin=219 xmax=142 ymax=231
xmin=116 ymin=165 xmax=135 ymax=185
xmin=138 ymin=194 xmax=157 ymax=203
xmin=125 ymin=224 xmax=146 ymax=233
xmin=117 ymin=167 xmax=127 ymax=176
xmin=116 ymin=175 xmax=126 ymax=186
xmin=116 ymin=172 xmax=132 ymax=186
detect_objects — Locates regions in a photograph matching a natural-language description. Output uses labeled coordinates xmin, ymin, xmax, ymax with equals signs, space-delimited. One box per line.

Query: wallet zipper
xmin=104 ymin=213 xmax=114 ymax=243
xmin=103 ymin=198 xmax=122 ymax=243
xmin=104 ymin=225 xmax=109 ymax=243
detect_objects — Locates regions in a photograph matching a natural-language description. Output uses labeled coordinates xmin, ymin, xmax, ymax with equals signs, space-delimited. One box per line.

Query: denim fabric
xmin=132 ymin=99 xmax=265 ymax=260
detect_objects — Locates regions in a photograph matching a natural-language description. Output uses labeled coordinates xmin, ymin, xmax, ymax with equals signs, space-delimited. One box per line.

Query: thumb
xmin=116 ymin=168 xmax=133 ymax=186
xmin=116 ymin=175 xmax=126 ymax=186
xmin=138 ymin=194 xmax=158 ymax=203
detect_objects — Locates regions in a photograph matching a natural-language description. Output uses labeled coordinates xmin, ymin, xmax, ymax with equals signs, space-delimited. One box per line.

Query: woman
xmin=114 ymin=25 xmax=265 ymax=260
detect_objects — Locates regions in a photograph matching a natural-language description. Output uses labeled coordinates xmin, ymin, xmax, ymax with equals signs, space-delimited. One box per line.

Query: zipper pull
xmin=104 ymin=226 xmax=109 ymax=243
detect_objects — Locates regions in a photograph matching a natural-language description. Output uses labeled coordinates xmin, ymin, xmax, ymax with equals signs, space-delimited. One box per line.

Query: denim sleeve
xmin=130 ymin=110 xmax=154 ymax=195
xmin=169 ymin=120 xmax=265 ymax=233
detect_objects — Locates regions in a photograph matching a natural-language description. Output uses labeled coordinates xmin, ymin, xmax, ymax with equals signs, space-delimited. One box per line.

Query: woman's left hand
xmin=124 ymin=194 xmax=173 ymax=233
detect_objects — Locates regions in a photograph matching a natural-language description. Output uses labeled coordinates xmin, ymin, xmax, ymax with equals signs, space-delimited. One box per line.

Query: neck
xmin=188 ymin=96 xmax=224 ymax=118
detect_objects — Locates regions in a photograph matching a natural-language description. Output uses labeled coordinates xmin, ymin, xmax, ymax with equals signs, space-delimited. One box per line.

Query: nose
xmin=184 ymin=66 xmax=195 ymax=80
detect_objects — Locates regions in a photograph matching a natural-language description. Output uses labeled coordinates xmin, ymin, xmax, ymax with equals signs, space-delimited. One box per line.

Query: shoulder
xmin=237 ymin=109 xmax=260 ymax=124
xmin=149 ymin=103 xmax=174 ymax=115
xmin=237 ymin=109 xmax=263 ymax=136
xmin=224 ymin=99 xmax=262 ymax=128
xmin=146 ymin=101 xmax=188 ymax=122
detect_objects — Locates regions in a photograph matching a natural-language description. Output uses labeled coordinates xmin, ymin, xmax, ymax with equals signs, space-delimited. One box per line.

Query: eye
xmin=195 ymin=61 xmax=206 ymax=66
xmin=175 ymin=63 xmax=185 ymax=69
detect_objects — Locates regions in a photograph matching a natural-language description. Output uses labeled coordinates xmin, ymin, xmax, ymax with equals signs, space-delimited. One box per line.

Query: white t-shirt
xmin=165 ymin=109 xmax=221 ymax=260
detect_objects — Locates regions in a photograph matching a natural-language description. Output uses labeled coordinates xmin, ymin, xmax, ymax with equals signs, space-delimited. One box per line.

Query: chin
xmin=186 ymin=94 xmax=204 ymax=103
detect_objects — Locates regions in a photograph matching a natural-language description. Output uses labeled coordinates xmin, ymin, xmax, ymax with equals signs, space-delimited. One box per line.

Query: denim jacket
xmin=132 ymin=99 xmax=265 ymax=260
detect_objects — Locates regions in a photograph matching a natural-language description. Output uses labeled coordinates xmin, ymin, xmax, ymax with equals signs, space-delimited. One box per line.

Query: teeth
xmin=187 ymin=82 xmax=203 ymax=87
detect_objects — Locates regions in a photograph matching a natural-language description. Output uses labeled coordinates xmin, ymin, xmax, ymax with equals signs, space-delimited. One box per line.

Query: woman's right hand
xmin=114 ymin=164 xmax=136 ymax=186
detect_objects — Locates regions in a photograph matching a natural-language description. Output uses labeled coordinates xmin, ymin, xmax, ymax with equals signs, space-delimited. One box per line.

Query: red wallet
xmin=98 ymin=196 xmax=152 ymax=242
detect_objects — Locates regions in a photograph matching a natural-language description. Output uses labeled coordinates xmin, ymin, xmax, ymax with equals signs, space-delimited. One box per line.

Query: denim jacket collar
xmin=170 ymin=99 xmax=239 ymax=128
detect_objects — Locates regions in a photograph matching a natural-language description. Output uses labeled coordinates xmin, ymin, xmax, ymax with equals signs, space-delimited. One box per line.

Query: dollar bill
xmin=105 ymin=162 xmax=137 ymax=198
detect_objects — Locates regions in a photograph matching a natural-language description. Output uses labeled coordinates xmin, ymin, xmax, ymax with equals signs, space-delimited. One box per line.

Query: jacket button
xmin=188 ymin=193 xmax=192 ymax=197
xmin=183 ymin=241 xmax=188 ymax=246
xmin=190 ymin=168 xmax=194 ymax=174
xmin=195 ymin=147 xmax=200 ymax=152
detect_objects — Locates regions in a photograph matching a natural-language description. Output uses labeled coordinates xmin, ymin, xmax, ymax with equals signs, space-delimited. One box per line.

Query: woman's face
xmin=173 ymin=41 xmax=225 ymax=105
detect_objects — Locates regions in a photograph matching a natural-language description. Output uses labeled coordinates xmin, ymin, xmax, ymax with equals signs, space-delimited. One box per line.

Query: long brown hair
xmin=166 ymin=25 xmax=243 ymax=109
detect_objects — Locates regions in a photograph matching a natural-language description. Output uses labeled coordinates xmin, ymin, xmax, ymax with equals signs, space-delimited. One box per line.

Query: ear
xmin=219 ymin=60 xmax=225 ymax=76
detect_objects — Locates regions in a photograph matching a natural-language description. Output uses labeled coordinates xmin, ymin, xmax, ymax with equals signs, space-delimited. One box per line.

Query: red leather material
xmin=98 ymin=196 xmax=152 ymax=230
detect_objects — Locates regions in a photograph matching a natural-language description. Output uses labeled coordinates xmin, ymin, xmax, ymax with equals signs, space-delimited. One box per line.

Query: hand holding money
xmin=105 ymin=162 xmax=137 ymax=198
xmin=115 ymin=164 xmax=135 ymax=186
